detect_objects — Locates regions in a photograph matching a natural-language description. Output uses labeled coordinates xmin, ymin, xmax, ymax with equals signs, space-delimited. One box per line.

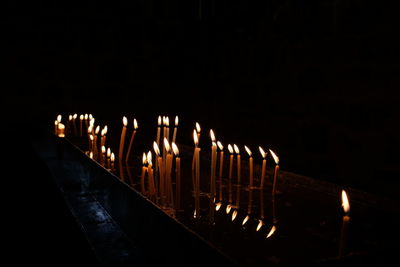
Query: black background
xmin=2 ymin=1 xmax=400 ymax=264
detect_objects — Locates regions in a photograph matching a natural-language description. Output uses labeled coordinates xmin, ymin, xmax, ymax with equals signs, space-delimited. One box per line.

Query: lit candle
xmin=196 ymin=122 xmax=201 ymax=141
xmin=110 ymin=152 xmax=115 ymax=171
xmin=156 ymin=116 xmax=161 ymax=147
xmin=79 ymin=114 xmax=83 ymax=136
xmin=57 ymin=114 xmax=62 ymax=124
xmin=107 ymin=148 xmax=111 ymax=169
xmin=94 ymin=125 xmax=100 ymax=159
xmin=118 ymin=116 xmax=128 ymax=163
xmin=84 ymin=114 xmax=88 ymax=130
xmin=57 ymin=123 xmax=65 ymax=138
xmin=172 ymin=142 xmax=181 ymax=210
xmin=164 ymin=138 xmax=174 ymax=206
xmin=228 ymin=144 xmax=234 ymax=180
xmin=101 ymin=145 xmax=106 ymax=166
xmin=259 ymin=147 xmax=267 ymax=188
xmin=89 ymin=114 xmax=93 ymax=120
xmin=193 ymin=130 xmax=201 ymax=218
xmin=210 ymin=130 xmax=217 ymax=200
xmin=244 ymin=146 xmax=253 ymax=188
xmin=72 ymin=113 xmax=78 ymax=136
xmin=147 ymin=151 xmax=155 ymax=196
xmin=54 ymin=120 xmax=59 ymax=135
xmin=269 ymin=149 xmax=280 ymax=196
xmin=102 ymin=126 xmax=108 ymax=148
xmin=153 ymin=142 xmax=164 ymax=202
xmin=217 ymin=141 xmax=224 ymax=178
xmin=339 ymin=190 xmax=351 ymax=258
xmin=89 ymin=134 xmax=94 ymax=154
xmin=67 ymin=114 xmax=72 ymax=135
xmin=125 ymin=118 xmax=138 ymax=163
xmin=140 ymin=153 xmax=147 ymax=194
xmin=234 ymin=144 xmax=241 ymax=184
xmin=172 ymin=116 xmax=178 ymax=144
xmin=165 ymin=116 xmax=170 ymax=142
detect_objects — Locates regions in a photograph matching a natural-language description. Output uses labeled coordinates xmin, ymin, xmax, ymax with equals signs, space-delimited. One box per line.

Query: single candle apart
xmin=234 ymin=144 xmax=241 ymax=184
xmin=118 ymin=116 xmax=128 ymax=163
xmin=339 ymin=190 xmax=351 ymax=258
xmin=269 ymin=149 xmax=280 ymax=196
xmin=259 ymin=146 xmax=267 ymax=188
xmin=245 ymin=146 xmax=253 ymax=188
xmin=228 ymin=144 xmax=234 ymax=179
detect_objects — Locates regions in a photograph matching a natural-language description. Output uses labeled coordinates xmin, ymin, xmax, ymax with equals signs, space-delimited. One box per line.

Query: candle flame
xmin=164 ymin=138 xmax=171 ymax=153
xmin=232 ymin=210 xmax=238 ymax=221
xmin=193 ymin=130 xmax=199 ymax=146
xmin=147 ymin=151 xmax=152 ymax=165
xmin=89 ymin=114 xmax=93 ymax=120
xmin=79 ymin=114 xmax=84 ymax=120
xmin=244 ymin=145 xmax=252 ymax=157
xmin=58 ymin=123 xmax=65 ymax=130
xmin=89 ymin=134 xmax=94 ymax=141
xmin=175 ymin=116 xmax=179 ymax=126
xmin=228 ymin=144 xmax=234 ymax=154
xmin=193 ymin=209 xmax=197 ymax=218
xmin=242 ymin=215 xmax=250 ymax=226
xmin=217 ymin=141 xmax=223 ymax=151
xmin=89 ymin=152 xmax=93 ymax=159
xmin=88 ymin=125 xmax=93 ymax=134
xmin=266 ymin=225 xmax=277 ymax=238
xmin=133 ymin=119 xmax=138 ymax=129
xmin=95 ymin=125 xmax=100 ymax=134
xmin=259 ymin=146 xmax=267 ymax=159
xmin=142 ymin=153 xmax=147 ymax=165
xmin=226 ymin=204 xmax=232 ymax=214
xmin=158 ymin=116 xmax=161 ymax=126
xmin=57 ymin=115 xmax=62 ymax=122
xmin=172 ymin=142 xmax=179 ymax=156
xmin=256 ymin=220 xmax=263 ymax=231
xmin=165 ymin=116 xmax=169 ymax=127
xmin=111 ymin=152 xmax=115 ymax=162
xmin=73 ymin=113 xmax=77 ymax=119
xmin=123 ymin=116 xmax=128 ymax=126
xmin=342 ymin=190 xmax=350 ymax=214
xmin=210 ymin=129 xmax=216 ymax=142
xmin=107 ymin=148 xmax=111 ymax=157
xmin=153 ymin=142 xmax=160 ymax=156
xmin=233 ymin=144 xmax=240 ymax=154
xmin=69 ymin=115 xmax=72 ymax=121
xmin=54 ymin=120 xmax=58 ymax=126
xmin=196 ymin=122 xmax=201 ymax=133
xmin=101 ymin=129 xmax=105 ymax=137
xmin=89 ymin=118 xmax=95 ymax=127
xmin=101 ymin=146 xmax=106 ymax=153
xmin=269 ymin=149 xmax=279 ymax=165
xmin=84 ymin=114 xmax=88 ymax=120
xmin=215 ymin=202 xmax=222 ymax=211
xmin=103 ymin=125 xmax=108 ymax=134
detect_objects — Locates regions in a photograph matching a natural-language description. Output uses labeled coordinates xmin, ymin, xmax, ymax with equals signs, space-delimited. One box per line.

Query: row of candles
xmin=54 ymin=113 xmax=351 ymax=257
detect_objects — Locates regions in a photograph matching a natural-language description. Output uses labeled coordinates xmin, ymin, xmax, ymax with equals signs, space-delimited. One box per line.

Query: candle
xmin=156 ymin=116 xmax=161 ymax=147
xmin=140 ymin=153 xmax=147 ymax=194
xmin=217 ymin=141 xmax=224 ymax=178
xmin=147 ymin=151 xmax=155 ymax=196
xmin=165 ymin=116 xmax=170 ymax=142
xmin=84 ymin=114 xmax=88 ymax=130
xmin=259 ymin=146 xmax=267 ymax=188
xmin=79 ymin=114 xmax=83 ymax=136
xmin=269 ymin=149 xmax=280 ymax=196
xmin=164 ymin=138 xmax=174 ymax=206
xmin=226 ymin=180 xmax=232 ymax=214
xmin=339 ymin=190 xmax=351 ymax=257
xmin=118 ymin=116 xmax=128 ymax=163
xmin=54 ymin=120 xmax=59 ymax=135
xmin=228 ymin=144 xmax=234 ymax=180
xmin=196 ymin=122 xmax=201 ymax=141
xmin=153 ymin=142 xmax=164 ymax=203
xmin=244 ymin=146 xmax=253 ymax=188
xmin=234 ymin=144 xmax=241 ymax=184
xmin=125 ymin=118 xmax=138 ymax=162
xmin=89 ymin=114 xmax=93 ymax=121
xmin=193 ymin=130 xmax=201 ymax=218
xmin=94 ymin=125 xmax=100 ymax=159
xmin=107 ymin=148 xmax=111 ymax=169
xmin=172 ymin=142 xmax=181 ymax=210
xmin=210 ymin=130 xmax=217 ymax=201
xmin=242 ymin=189 xmax=253 ymax=226
xmin=102 ymin=126 xmax=108 ymax=148
xmin=72 ymin=113 xmax=78 ymax=136
xmin=172 ymin=116 xmax=178 ymax=144
xmin=57 ymin=123 xmax=65 ymax=138
xmin=110 ymin=152 xmax=115 ymax=171
xmin=89 ymin=134 xmax=94 ymax=154
xmin=101 ymin=145 xmax=106 ymax=166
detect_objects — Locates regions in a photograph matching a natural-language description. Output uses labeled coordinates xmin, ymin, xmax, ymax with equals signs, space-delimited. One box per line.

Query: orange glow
xmin=210 ymin=129 xmax=216 ymax=142
xmin=233 ymin=144 xmax=240 ymax=154
xmin=242 ymin=215 xmax=250 ymax=226
xmin=215 ymin=202 xmax=222 ymax=211
xmin=57 ymin=115 xmax=62 ymax=122
xmin=164 ymin=138 xmax=171 ymax=153
xmin=153 ymin=142 xmax=160 ymax=156
xmin=107 ymin=148 xmax=111 ymax=157
xmin=158 ymin=116 xmax=162 ymax=126
xmin=256 ymin=220 xmax=263 ymax=232
xmin=73 ymin=114 xmax=77 ymax=119
xmin=101 ymin=146 xmax=106 ymax=153
xmin=147 ymin=151 xmax=152 ymax=165
xmin=196 ymin=122 xmax=201 ymax=133
xmin=217 ymin=141 xmax=223 ymax=151
xmin=172 ymin=142 xmax=179 ymax=156
xmin=266 ymin=225 xmax=277 ymax=238
xmin=123 ymin=116 xmax=128 ymax=126
xmin=79 ymin=114 xmax=84 ymax=120
xmin=142 ymin=153 xmax=147 ymax=165
xmin=259 ymin=146 xmax=267 ymax=159
xmin=110 ymin=153 xmax=115 ymax=162
xmin=133 ymin=119 xmax=138 ymax=129
xmin=226 ymin=204 xmax=232 ymax=214
xmin=269 ymin=149 xmax=279 ymax=165
xmin=95 ymin=125 xmax=100 ymax=135
xmin=244 ymin=145 xmax=252 ymax=157
xmin=175 ymin=116 xmax=179 ymax=126
xmin=232 ymin=210 xmax=238 ymax=221
xmin=342 ymin=190 xmax=350 ymax=214
xmin=228 ymin=144 xmax=233 ymax=154
xmin=193 ymin=130 xmax=199 ymax=146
